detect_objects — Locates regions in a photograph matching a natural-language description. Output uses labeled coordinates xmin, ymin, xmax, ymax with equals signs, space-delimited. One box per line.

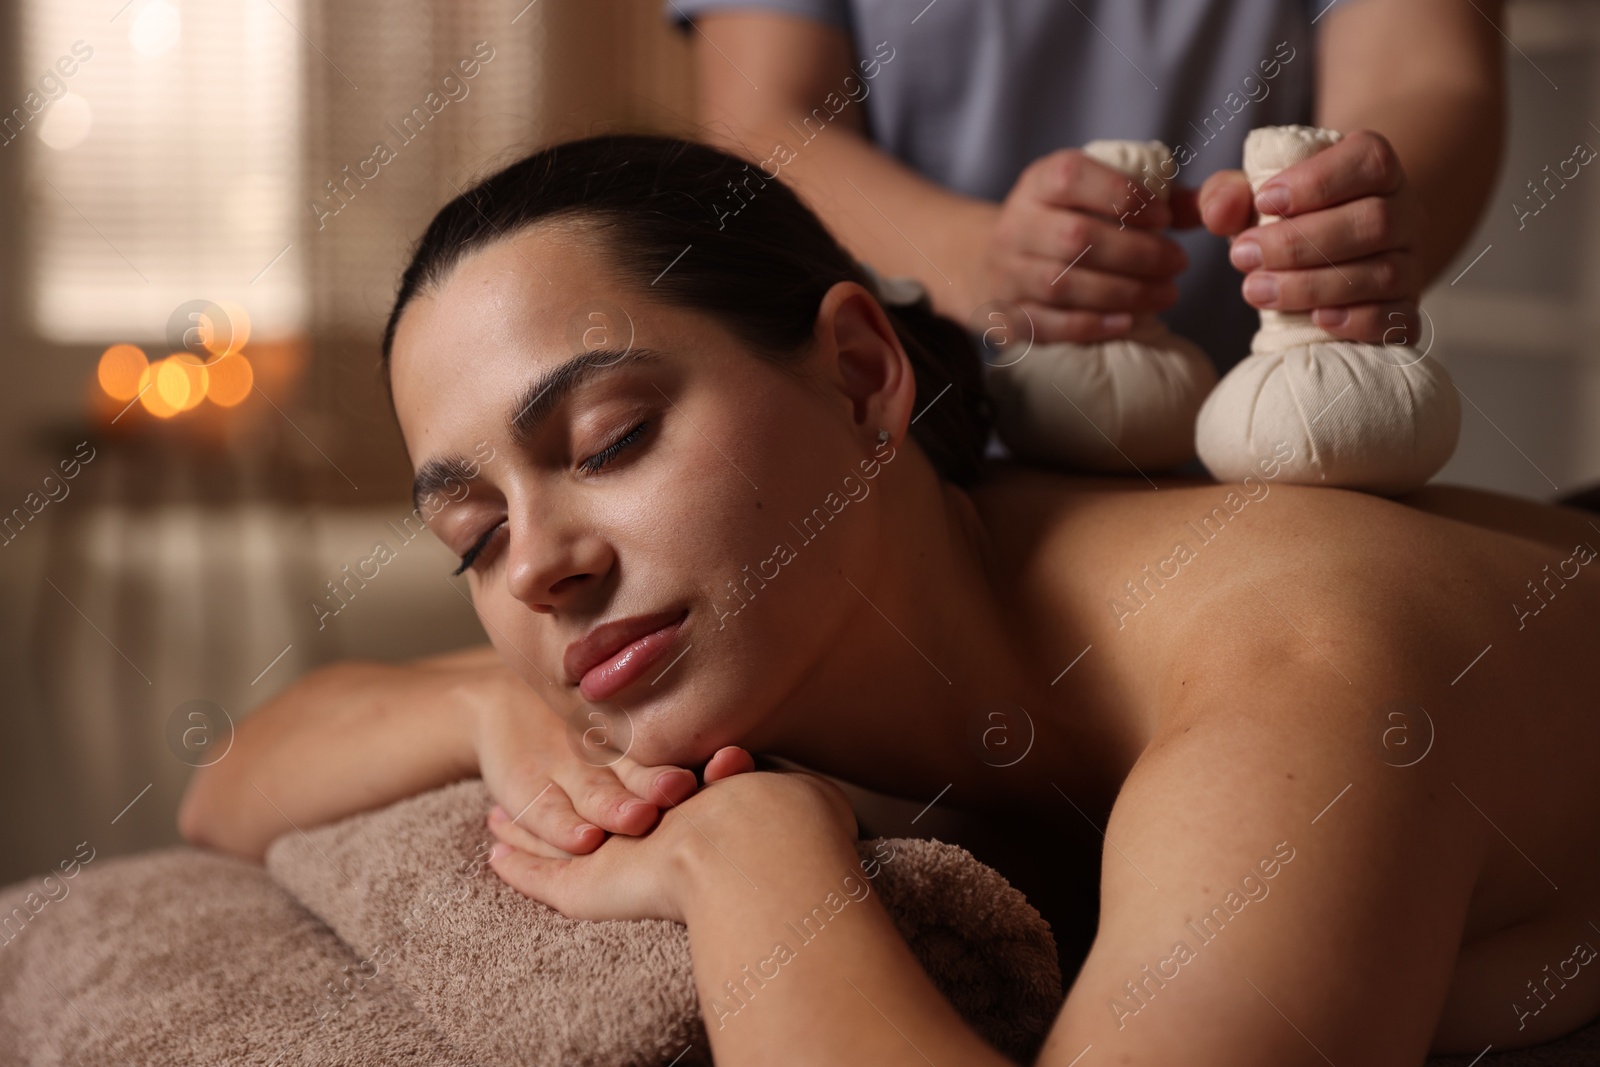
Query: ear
xmin=811 ymin=281 xmax=917 ymax=451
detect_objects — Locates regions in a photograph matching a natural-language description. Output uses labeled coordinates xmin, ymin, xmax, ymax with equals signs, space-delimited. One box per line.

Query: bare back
xmin=970 ymin=464 xmax=1600 ymax=1054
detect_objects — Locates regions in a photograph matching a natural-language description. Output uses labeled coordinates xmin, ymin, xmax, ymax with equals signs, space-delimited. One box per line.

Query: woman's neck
xmin=749 ymin=462 xmax=1139 ymax=820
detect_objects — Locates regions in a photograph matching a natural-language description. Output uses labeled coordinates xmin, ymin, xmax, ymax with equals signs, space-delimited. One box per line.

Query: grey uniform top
xmin=665 ymin=0 xmax=1352 ymax=378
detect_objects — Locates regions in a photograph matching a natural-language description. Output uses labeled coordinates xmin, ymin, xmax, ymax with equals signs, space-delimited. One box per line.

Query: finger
xmin=1015 ymin=302 xmax=1138 ymax=345
xmin=488 ymin=806 xmax=578 ymax=860
xmin=489 ymin=839 xmax=659 ymax=923
xmin=1198 ymin=170 xmax=1254 ymax=236
xmin=1010 ymin=208 xmax=1187 ymax=280
xmin=1239 ymin=251 xmax=1416 ymax=312
xmin=611 ymin=762 xmax=699 ymax=810
xmin=1253 ymin=129 xmax=1403 ymax=218
xmin=1230 ymin=196 xmax=1408 ymax=273
xmin=1010 ymin=256 xmax=1180 ymax=313
xmin=486 ymin=840 xmax=571 ymax=908
xmin=1310 ymin=300 xmax=1420 ymax=346
xmin=497 ymin=780 xmax=606 ymax=855
xmin=1168 ymin=184 xmax=1204 ymax=230
xmin=558 ymin=761 xmax=674 ymax=836
xmin=703 ymin=746 xmax=756 ymax=784
xmin=1020 ymin=148 xmax=1173 ymax=229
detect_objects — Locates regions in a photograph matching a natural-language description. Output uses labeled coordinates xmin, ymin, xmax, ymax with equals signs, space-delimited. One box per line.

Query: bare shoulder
xmin=413 ymin=642 xmax=503 ymax=671
xmin=1398 ymin=483 xmax=1600 ymax=554
xmin=975 ymin=464 xmax=1593 ymax=690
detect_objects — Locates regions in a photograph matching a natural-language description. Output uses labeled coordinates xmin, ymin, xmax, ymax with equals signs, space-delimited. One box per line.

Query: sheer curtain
xmin=24 ymin=0 xmax=306 ymax=343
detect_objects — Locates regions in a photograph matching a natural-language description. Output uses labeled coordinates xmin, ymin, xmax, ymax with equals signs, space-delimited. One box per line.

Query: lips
xmin=564 ymin=607 xmax=689 ymax=698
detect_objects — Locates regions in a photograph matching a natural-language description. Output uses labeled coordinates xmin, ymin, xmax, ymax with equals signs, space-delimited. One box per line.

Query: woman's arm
xmin=178 ymin=644 xmax=697 ymax=862
xmin=177 ymin=647 xmax=482 ymax=860
xmin=675 ymin=782 xmax=1014 ymax=1064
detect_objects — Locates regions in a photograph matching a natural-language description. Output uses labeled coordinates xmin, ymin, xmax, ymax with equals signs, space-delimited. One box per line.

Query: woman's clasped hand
xmin=483 ymin=747 xmax=859 ymax=925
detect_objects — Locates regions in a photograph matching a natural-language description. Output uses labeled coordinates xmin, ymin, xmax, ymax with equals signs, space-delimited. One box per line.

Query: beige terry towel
xmin=9 ymin=777 xmax=1593 ymax=1064
xmin=0 ymin=847 xmax=473 ymax=1066
xmin=265 ymin=779 xmax=1064 ymax=1066
xmin=0 ymin=779 xmax=1062 ymax=1065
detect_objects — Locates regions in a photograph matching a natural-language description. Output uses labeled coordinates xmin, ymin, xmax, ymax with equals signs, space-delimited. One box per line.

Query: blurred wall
xmin=1425 ymin=1 xmax=1600 ymax=499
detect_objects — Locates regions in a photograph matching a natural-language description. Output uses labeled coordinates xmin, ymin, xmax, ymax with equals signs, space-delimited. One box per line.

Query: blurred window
xmin=20 ymin=0 xmax=305 ymax=343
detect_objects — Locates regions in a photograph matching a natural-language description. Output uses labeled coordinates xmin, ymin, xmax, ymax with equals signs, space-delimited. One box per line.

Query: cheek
xmin=671 ymin=379 xmax=867 ymax=616
xmin=650 ymin=388 xmax=875 ymax=730
xmin=477 ymin=593 xmax=558 ymax=693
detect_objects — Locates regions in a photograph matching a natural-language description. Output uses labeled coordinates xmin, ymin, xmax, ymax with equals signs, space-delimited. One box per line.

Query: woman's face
xmin=390 ymin=222 xmax=901 ymax=767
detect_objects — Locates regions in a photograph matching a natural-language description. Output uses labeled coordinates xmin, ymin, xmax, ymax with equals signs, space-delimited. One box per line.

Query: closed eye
xmin=450 ymin=420 xmax=650 ymax=576
xmin=579 ymin=420 xmax=649 ymax=475
xmin=448 ymin=422 xmax=646 ymax=579
xmin=451 ymin=521 xmax=504 ymax=576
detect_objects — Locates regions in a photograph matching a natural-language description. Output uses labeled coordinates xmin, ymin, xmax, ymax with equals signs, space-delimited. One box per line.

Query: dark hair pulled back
xmin=381 ymin=133 xmax=992 ymax=486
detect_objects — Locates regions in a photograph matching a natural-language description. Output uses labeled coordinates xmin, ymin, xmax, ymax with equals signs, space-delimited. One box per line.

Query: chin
xmin=624 ymin=710 xmax=720 ymax=770
xmin=622 ymin=687 xmax=756 ymax=770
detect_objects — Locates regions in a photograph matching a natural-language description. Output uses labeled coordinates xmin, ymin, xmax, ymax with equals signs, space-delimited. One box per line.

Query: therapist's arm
xmin=1316 ymin=0 xmax=1506 ymax=285
xmin=1200 ymin=0 xmax=1506 ymax=344
xmin=687 ymin=9 xmax=1188 ymax=344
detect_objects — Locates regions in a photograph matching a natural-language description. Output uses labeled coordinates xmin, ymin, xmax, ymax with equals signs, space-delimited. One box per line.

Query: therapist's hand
xmin=1198 ymin=129 xmax=1423 ymax=345
xmin=976 ymin=147 xmax=1191 ymax=344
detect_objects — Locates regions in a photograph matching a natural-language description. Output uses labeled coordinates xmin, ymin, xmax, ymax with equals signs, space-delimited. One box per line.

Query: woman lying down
xmin=179 ymin=134 xmax=1600 ymax=1066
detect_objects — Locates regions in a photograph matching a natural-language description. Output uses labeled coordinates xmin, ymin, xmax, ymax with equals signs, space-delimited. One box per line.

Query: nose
xmin=503 ymin=497 xmax=614 ymax=612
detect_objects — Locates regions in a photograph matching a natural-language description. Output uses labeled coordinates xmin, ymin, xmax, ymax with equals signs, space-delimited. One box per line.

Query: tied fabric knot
xmin=855 ymin=260 xmax=931 ymax=311
xmin=1241 ymin=125 xmax=1347 ymax=354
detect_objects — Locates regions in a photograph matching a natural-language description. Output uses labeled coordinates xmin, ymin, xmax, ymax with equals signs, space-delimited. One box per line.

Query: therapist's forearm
xmin=1322 ymin=87 xmax=1503 ymax=286
xmin=680 ymin=827 xmax=1013 ymax=1066
xmin=1317 ymin=0 xmax=1507 ymax=286
xmin=702 ymin=118 xmax=998 ymax=323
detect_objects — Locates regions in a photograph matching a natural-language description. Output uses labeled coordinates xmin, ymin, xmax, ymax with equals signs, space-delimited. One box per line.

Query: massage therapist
xmin=666 ymin=0 xmax=1506 ymax=393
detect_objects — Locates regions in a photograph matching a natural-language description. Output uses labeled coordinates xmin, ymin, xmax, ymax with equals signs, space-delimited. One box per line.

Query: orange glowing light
xmin=137 ymin=364 xmax=181 ymax=418
xmin=175 ymin=357 xmax=209 ymax=411
xmin=155 ymin=358 xmax=194 ymax=409
xmin=97 ymin=344 xmax=148 ymax=401
xmin=205 ymin=351 xmax=253 ymax=407
xmin=203 ymin=299 xmax=252 ymax=358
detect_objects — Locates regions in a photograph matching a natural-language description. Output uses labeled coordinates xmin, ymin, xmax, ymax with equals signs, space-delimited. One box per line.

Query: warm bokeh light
xmin=137 ymin=364 xmax=180 ymax=418
xmin=97 ymin=344 xmax=148 ymax=401
xmin=156 ymin=358 xmax=190 ymax=409
xmin=205 ymin=351 xmax=254 ymax=407
xmin=133 ymin=356 xmax=210 ymax=415
xmin=155 ymin=358 xmax=193 ymax=409
xmin=38 ymin=92 xmax=93 ymax=151
xmin=205 ymin=299 xmax=252 ymax=358
xmin=173 ymin=357 xmax=209 ymax=411
xmin=104 ymin=335 xmax=300 ymax=423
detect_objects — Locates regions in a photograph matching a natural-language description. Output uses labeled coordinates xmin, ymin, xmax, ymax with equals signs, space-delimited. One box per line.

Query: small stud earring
xmin=875 ymin=429 xmax=890 ymax=446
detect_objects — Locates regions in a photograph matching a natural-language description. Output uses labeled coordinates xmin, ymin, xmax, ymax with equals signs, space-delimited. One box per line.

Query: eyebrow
xmin=409 ymin=345 xmax=664 ymax=514
xmin=410 ymin=455 xmax=479 ymax=515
